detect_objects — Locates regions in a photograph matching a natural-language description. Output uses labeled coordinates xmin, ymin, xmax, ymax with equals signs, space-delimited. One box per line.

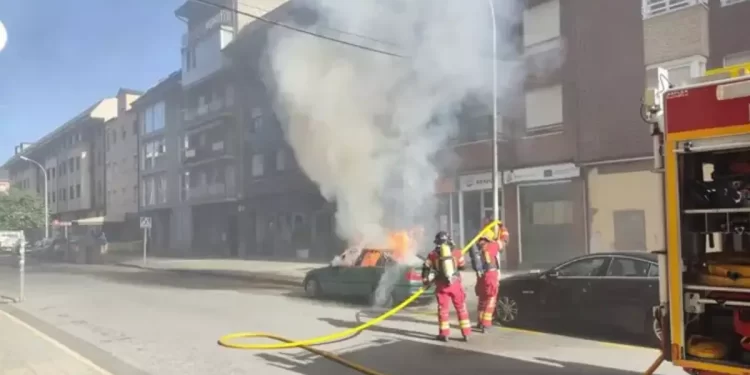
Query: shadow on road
xmin=24 ymin=265 xmax=302 ymax=292
xmin=256 ymin=337 xmax=645 ymax=375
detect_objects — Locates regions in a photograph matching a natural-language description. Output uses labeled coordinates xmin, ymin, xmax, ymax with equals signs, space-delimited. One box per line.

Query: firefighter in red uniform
xmin=422 ymin=231 xmax=472 ymax=342
xmin=471 ymin=218 xmax=509 ymax=332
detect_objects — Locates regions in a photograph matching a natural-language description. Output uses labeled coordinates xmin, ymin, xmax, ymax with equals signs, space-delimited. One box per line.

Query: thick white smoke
xmin=264 ymin=0 xmax=524 ymax=251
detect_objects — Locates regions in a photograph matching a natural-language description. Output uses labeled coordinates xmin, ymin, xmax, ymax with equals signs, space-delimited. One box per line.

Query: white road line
xmin=0 ymin=309 xmax=114 ymax=375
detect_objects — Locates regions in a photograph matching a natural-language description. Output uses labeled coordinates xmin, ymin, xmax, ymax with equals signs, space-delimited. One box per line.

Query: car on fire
xmin=302 ymin=248 xmax=435 ymax=306
xmin=494 ymin=252 xmax=661 ymax=343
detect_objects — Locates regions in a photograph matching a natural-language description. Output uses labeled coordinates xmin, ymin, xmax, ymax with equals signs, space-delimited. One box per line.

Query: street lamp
xmin=487 ymin=0 xmax=502 ymax=224
xmin=20 ymin=156 xmax=49 ymax=239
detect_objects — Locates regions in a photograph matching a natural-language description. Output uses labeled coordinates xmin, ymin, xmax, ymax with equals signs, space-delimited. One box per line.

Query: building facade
xmin=0 ymin=169 xmax=9 ymax=194
xmin=580 ymin=0 xmax=750 ymax=260
xmin=133 ymin=72 xmax=183 ymax=253
xmin=3 ymin=94 xmax=134 ymax=229
xmin=104 ymin=89 xmax=142 ymax=239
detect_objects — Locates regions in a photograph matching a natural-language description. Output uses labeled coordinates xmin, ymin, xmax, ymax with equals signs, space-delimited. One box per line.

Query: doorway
xmin=519 ymin=182 xmax=577 ymax=269
xmin=228 ymin=214 xmax=238 ymax=257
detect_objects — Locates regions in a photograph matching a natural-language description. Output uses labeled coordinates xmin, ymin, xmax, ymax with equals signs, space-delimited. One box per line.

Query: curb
xmin=114 ymin=262 xmax=305 ymax=287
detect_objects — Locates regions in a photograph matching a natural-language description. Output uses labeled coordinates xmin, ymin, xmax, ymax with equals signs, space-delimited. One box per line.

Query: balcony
xmin=183 ymin=140 xmax=234 ymax=166
xmin=642 ymin=0 xmax=707 ymax=19
xmin=184 ymin=182 xmax=237 ymax=203
xmin=450 ymin=115 xmax=505 ymax=146
xmin=182 ymin=97 xmax=234 ymax=129
xmin=181 ymin=9 xmax=234 ymax=47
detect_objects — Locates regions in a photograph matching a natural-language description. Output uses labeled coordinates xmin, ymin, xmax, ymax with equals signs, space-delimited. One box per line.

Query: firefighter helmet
xmin=434 ymin=231 xmax=450 ymax=245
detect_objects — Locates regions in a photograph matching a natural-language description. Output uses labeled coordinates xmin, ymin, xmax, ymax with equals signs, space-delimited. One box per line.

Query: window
xmin=525 ymin=85 xmax=563 ymax=130
xmin=523 ymin=0 xmax=560 ymax=47
xmin=111 ymin=129 xmax=117 ymax=145
xmin=121 ymin=127 xmax=127 ymax=140
xmin=276 ymin=149 xmax=286 ymax=171
xmin=647 ymin=263 xmax=659 ymax=277
xmin=68 ymin=158 xmax=74 ymax=172
xmin=51 ymin=192 xmax=56 ymax=203
xmin=142 ymin=177 xmax=155 ymax=206
xmin=724 ymin=51 xmax=750 ymax=67
xmin=132 ymin=120 xmax=138 ymax=135
xmin=76 ymin=184 xmax=81 ymax=199
xmin=69 ymin=186 xmax=74 ymax=200
xmin=642 ymin=0 xmax=707 ymax=19
xmin=613 ymin=210 xmax=647 ymax=251
xmin=532 ymin=200 xmax=573 ymax=225
xmin=142 ymin=139 xmax=166 ymax=170
xmin=75 ymin=156 xmax=81 ymax=171
xmin=249 ymin=108 xmax=263 ymax=133
xmin=721 ymin=0 xmax=749 ymax=7
xmin=156 ymin=174 xmax=167 ymax=204
xmin=251 ymin=154 xmax=264 ymax=177
xmin=142 ymin=101 xmax=166 ymax=134
xmin=646 ymin=56 xmax=706 ymax=88
xmin=556 ymin=257 xmax=608 ymax=277
xmin=606 ymin=257 xmax=652 ymax=277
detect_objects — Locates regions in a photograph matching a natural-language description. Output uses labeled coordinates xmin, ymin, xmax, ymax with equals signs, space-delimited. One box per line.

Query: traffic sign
xmin=140 ymin=217 xmax=152 ymax=229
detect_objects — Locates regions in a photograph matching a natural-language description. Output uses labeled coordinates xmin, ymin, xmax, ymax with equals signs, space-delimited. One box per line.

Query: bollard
xmin=18 ymin=239 xmax=25 ymax=302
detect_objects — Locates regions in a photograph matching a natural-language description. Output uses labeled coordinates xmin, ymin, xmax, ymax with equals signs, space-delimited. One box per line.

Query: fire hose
xmin=217 ymin=220 xmax=501 ymax=375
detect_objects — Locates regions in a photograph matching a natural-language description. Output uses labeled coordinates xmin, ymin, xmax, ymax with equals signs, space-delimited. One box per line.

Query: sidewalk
xmin=116 ymin=257 xmax=327 ymax=286
xmin=0 ymin=309 xmax=108 ymax=375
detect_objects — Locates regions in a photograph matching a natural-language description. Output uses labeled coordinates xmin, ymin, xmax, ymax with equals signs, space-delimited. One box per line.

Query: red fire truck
xmin=646 ymin=63 xmax=750 ymax=375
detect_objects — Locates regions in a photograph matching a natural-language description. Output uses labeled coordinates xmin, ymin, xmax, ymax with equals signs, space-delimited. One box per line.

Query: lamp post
xmin=487 ymin=0 xmax=502 ymax=224
xmin=20 ymin=156 xmax=49 ymax=239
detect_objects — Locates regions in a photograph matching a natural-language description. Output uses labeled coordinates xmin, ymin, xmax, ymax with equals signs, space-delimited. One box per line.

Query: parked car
xmin=495 ymin=252 xmax=660 ymax=343
xmin=303 ymin=248 xmax=435 ymax=306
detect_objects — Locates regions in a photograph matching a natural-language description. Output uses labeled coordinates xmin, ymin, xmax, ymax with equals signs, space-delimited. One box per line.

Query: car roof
xmin=586 ymin=251 xmax=658 ymax=262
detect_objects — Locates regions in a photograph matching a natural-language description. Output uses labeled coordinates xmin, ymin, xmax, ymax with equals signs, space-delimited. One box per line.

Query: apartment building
xmin=2 ymin=92 xmax=136 ymax=227
xmin=433 ymin=0 xmax=646 ymax=270
xmin=0 ymin=169 xmax=9 ymax=194
xmin=103 ymin=90 xmax=142 ymax=239
xmin=580 ymin=0 xmax=750 ymax=261
xmin=223 ymin=3 xmax=338 ymax=260
xmin=173 ymin=0 xmax=285 ymax=257
xmin=133 ymin=72 xmax=182 ymax=252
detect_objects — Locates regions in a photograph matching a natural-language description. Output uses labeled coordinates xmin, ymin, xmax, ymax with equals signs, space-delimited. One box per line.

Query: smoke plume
xmin=264 ymin=0 xmax=524 ymax=250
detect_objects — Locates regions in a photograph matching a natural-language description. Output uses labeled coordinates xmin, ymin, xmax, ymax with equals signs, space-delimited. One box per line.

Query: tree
xmin=0 ymin=188 xmax=45 ymax=231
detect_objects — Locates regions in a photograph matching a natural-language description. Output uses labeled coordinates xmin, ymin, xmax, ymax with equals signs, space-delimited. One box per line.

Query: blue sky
xmin=0 ymin=0 xmax=185 ymax=163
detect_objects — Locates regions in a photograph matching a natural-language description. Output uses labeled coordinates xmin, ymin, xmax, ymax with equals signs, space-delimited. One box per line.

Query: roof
xmin=1 ymin=100 xmax=106 ymax=169
xmin=130 ymin=70 xmax=182 ymax=109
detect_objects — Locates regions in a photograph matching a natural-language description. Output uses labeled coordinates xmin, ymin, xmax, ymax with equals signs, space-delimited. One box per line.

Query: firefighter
xmin=470 ymin=232 xmax=501 ymax=333
xmin=422 ymin=231 xmax=472 ymax=342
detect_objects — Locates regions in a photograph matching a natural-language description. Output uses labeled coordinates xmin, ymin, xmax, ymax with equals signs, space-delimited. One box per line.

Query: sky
xmin=0 ymin=0 xmax=186 ymax=164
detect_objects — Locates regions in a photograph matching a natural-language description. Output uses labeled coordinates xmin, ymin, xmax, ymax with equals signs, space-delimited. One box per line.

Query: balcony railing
xmin=184 ymin=182 xmax=237 ymax=201
xmin=183 ymin=140 xmax=233 ymax=165
xmin=642 ymin=0 xmax=708 ymax=19
xmin=182 ymin=9 xmax=233 ymax=47
xmin=182 ymin=98 xmax=232 ymax=126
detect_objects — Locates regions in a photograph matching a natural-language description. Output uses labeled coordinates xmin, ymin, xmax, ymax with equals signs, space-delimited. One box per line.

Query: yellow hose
xmin=218 ymin=220 xmax=501 ymax=352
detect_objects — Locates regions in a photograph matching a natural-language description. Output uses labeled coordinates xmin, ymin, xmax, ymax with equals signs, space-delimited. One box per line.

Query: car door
xmin=335 ymin=250 xmax=382 ymax=297
xmin=538 ymin=256 xmax=611 ymax=321
xmin=594 ymin=256 xmax=660 ymax=334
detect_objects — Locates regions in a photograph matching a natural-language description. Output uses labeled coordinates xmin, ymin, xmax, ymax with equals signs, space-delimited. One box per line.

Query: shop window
xmin=613 ymin=210 xmax=646 ymax=251
xmin=531 ymin=200 xmax=572 ymax=225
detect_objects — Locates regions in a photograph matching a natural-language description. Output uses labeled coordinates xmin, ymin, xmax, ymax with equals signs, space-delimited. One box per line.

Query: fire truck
xmin=646 ymin=62 xmax=750 ymax=375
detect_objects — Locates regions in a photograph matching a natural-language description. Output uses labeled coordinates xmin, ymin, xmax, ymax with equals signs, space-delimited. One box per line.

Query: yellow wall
xmin=587 ymin=163 xmax=665 ymax=253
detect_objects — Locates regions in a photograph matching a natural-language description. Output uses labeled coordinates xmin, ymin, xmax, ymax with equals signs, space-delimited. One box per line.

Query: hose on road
xmin=217 ymin=221 xmax=501 ymax=374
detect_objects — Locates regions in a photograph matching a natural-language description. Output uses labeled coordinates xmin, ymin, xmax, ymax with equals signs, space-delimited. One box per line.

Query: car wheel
xmin=495 ymin=295 xmax=520 ymax=326
xmin=304 ymin=278 xmax=321 ymax=298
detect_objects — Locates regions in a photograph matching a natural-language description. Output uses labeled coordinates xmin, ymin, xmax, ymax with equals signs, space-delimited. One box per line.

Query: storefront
xmin=457 ymin=171 xmax=503 ymax=246
xmin=504 ymin=163 xmax=584 ymax=270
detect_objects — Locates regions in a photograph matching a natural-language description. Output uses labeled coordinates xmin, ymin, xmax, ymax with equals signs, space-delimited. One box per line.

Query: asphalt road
xmin=0 ymin=260 xmax=686 ymax=375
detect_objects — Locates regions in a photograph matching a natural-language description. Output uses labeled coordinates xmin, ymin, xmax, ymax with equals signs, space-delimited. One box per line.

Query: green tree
xmin=0 ymin=189 xmax=45 ymax=231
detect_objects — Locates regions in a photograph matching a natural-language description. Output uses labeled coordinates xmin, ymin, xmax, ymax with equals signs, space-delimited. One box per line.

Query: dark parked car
xmin=495 ymin=252 xmax=660 ymax=342
xmin=303 ymin=249 xmax=435 ymax=306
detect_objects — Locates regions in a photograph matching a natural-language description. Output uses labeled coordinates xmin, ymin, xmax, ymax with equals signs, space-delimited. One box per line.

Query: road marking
xmin=0 ymin=310 xmax=113 ymax=375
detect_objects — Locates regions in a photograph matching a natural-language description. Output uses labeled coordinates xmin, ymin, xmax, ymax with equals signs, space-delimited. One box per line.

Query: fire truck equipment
xmin=216 ymin=221 xmax=500 ymax=375
xmin=644 ymin=62 xmax=750 ymax=375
